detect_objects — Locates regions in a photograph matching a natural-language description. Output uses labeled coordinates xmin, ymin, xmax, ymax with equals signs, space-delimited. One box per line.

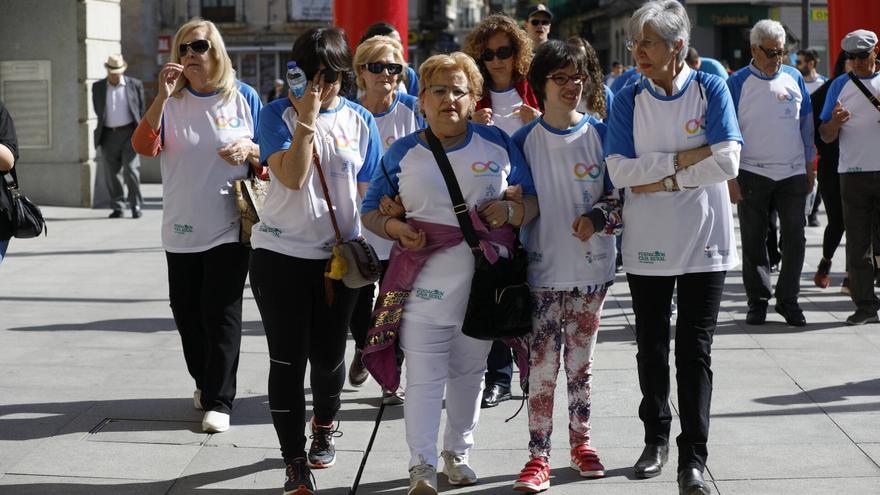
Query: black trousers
xmin=250 ymin=249 xmax=358 ymax=460
xmin=818 ymin=159 xmax=845 ymax=262
xmin=840 ymin=173 xmax=880 ymax=314
xmin=166 ymin=242 xmax=249 ymax=414
xmin=627 ymin=270 xmax=726 ymax=472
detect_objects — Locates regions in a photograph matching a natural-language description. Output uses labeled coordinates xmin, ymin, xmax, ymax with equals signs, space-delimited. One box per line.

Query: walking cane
xmin=348 ymin=398 xmax=387 ymax=495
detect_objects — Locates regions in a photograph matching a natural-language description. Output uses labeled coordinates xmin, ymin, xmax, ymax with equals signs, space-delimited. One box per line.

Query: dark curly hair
xmin=462 ymin=14 xmax=533 ymax=92
xmin=567 ymin=36 xmax=607 ymax=119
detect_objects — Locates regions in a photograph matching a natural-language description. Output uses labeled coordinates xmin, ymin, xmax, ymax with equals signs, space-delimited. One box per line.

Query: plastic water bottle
xmin=286 ymin=61 xmax=307 ymax=99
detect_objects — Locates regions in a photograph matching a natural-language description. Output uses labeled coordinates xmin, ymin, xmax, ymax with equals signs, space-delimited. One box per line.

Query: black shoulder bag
xmin=847 ymin=71 xmax=880 ymax=117
xmin=424 ymin=128 xmax=532 ymax=341
xmin=0 ymin=171 xmax=46 ymax=239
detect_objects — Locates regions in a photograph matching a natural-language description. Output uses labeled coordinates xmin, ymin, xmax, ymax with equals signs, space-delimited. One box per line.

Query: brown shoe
xmin=813 ymin=258 xmax=831 ymax=289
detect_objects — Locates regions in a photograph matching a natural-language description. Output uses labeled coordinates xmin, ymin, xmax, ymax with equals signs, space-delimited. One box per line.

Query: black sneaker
xmin=846 ymin=310 xmax=879 ymax=326
xmin=307 ymin=418 xmax=342 ymax=468
xmin=283 ymin=458 xmax=315 ymax=495
xmin=746 ymin=301 xmax=767 ymax=325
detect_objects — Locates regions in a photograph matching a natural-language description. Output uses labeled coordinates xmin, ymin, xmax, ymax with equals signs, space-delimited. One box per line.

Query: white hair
xmin=750 ymin=19 xmax=786 ymax=46
xmin=627 ymin=0 xmax=691 ymax=63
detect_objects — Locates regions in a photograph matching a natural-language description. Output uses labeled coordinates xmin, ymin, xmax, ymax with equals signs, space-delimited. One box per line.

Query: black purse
xmin=0 ymin=171 xmax=46 ymax=239
xmin=425 ymin=128 xmax=532 ymax=341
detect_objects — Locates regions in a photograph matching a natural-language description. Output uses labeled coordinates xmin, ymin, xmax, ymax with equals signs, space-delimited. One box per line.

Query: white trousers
xmin=399 ymin=317 xmax=493 ymax=468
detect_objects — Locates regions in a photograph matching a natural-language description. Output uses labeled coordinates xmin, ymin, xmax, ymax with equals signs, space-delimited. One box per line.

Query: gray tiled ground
xmin=1 ymin=183 xmax=878 ymax=494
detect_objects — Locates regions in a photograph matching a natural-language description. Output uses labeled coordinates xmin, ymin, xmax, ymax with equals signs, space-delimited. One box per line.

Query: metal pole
xmin=802 ymin=0 xmax=810 ymax=49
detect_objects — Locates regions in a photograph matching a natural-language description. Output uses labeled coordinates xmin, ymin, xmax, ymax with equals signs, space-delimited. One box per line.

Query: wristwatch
xmin=662 ymin=176 xmax=676 ymax=191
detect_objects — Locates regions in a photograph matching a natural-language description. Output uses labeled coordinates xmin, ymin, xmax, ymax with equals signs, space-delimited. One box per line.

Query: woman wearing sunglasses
xmin=360 ymin=52 xmax=538 ymax=495
xmin=131 ymin=18 xmax=261 ymax=434
xmin=462 ymin=12 xmax=541 ymax=411
xmin=249 ymin=27 xmax=382 ymax=495
xmin=605 ymin=2 xmax=742 ymax=493
xmin=346 ymin=35 xmax=425 ymax=403
xmin=509 ymin=40 xmax=622 ymax=493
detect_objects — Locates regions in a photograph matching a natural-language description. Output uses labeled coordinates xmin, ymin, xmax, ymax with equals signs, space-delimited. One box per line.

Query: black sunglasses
xmin=847 ymin=51 xmax=872 ymax=60
xmin=757 ymin=45 xmax=787 ymax=59
xmin=530 ymin=18 xmax=551 ymax=26
xmin=179 ymin=39 xmax=211 ymax=56
xmin=362 ymin=62 xmax=404 ymax=75
xmin=306 ymin=67 xmax=343 ymax=84
xmin=481 ymin=45 xmax=515 ymax=62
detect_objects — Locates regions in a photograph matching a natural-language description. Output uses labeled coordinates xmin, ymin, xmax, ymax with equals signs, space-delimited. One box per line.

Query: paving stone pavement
xmin=1 ymin=184 xmax=879 ymax=494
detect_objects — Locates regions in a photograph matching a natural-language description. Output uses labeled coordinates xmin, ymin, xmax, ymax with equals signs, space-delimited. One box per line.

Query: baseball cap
xmin=527 ymin=4 xmax=553 ymax=21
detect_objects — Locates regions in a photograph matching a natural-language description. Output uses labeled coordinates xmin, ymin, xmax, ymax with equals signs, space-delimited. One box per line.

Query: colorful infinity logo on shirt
xmin=776 ymin=92 xmax=794 ymax=101
xmin=215 ymin=116 xmax=243 ymax=129
xmin=684 ymin=117 xmax=706 ymax=135
xmin=471 ymin=161 xmax=501 ymax=174
xmin=384 ymin=135 xmax=396 ymax=147
xmin=573 ymin=163 xmax=601 ymax=179
xmin=335 ymin=133 xmax=357 ymax=151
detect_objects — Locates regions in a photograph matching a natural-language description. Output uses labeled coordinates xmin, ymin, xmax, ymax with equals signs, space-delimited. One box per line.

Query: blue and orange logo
xmin=214 ymin=116 xmax=243 ymax=129
xmin=573 ymin=163 xmax=601 ymax=181
xmin=471 ymin=161 xmax=501 ymax=174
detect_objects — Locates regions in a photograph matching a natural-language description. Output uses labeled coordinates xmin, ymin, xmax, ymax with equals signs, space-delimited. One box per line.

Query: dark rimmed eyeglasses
xmin=757 ymin=45 xmax=787 ymax=59
xmin=546 ymin=73 xmax=588 ymax=86
xmin=179 ymin=39 xmax=211 ymax=57
xmin=362 ymin=62 xmax=404 ymax=75
xmin=530 ymin=18 xmax=551 ymax=26
xmin=481 ymin=46 xmax=515 ymax=62
xmin=847 ymin=50 xmax=872 ymax=60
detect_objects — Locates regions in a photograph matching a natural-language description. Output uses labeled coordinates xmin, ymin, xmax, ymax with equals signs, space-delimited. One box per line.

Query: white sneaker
xmin=408 ymin=463 xmax=438 ymax=495
xmin=193 ymin=389 xmax=203 ymax=410
xmin=441 ymin=450 xmax=477 ymax=486
xmin=202 ymin=410 xmax=230 ymax=433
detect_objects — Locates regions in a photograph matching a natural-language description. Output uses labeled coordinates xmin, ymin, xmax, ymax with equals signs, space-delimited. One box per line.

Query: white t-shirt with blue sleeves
xmin=160 ymin=81 xmax=262 ymax=253
xmin=727 ymin=64 xmax=814 ymax=181
xmin=362 ymin=123 xmax=536 ymax=325
xmin=606 ymin=67 xmax=742 ymax=276
xmin=820 ymin=72 xmax=880 ymax=173
xmin=252 ymin=96 xmax=381 ymax=259
xmin=513 ymin=114 xmax=616 ymax=290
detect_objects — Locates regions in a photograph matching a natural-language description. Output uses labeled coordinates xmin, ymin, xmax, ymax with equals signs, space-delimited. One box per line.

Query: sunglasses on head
xmin=481 ymin=45 xmax=515 ymax=62
xmin=530 ymin=18 xmax=551 ymax=26
xmin=847 ymin=50 xmax=872 ymax=60
xmin=362 ymin=62 xmax=404 ymax=75
xmin=179 ymin=39 xmax=211 ymax=57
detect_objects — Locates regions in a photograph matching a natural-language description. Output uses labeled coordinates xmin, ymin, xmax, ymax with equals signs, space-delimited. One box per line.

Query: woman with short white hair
xmin=604 ymin=1 xmax=742 ymax=493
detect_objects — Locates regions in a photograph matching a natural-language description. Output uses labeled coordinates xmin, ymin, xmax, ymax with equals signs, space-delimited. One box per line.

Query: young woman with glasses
xmin=131 ymin=17 xmax=262 ymax=436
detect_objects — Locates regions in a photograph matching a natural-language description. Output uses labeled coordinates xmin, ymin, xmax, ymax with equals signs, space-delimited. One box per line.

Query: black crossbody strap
xmin=424 ymin=128 xmax=482 ymax=251
xmin=847 ymin=71 xmax=880 ymax=113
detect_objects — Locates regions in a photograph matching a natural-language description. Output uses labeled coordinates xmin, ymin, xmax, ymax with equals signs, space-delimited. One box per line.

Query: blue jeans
xmin=0 ymin=239 xmax=8 ymax=264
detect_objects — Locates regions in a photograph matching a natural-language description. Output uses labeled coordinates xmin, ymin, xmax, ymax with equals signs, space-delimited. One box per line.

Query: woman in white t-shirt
xmin=131 ymin=18 xmax=261 ymax=436
xmin=604 ymin=2 xmax=742 ymax=492
xmin=360 ymin=53 xmax=538 ymax=495
xmin=347 ymin=35 xmax=425 ymax=402
xmin=248 ymin=28 xmax=382 ymax=495
xmin=509 ymin=40 xmax=622 ymax=493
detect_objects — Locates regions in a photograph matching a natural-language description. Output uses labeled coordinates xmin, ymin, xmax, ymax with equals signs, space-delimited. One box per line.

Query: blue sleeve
xmin=604 ymin=85 xmax=614 ymax=118
xmin=257 ymin=99 xmax=292 ymax=164
xmin=406 ymin=66 xmax=419 ymax=96
xmin=362 ymin=138 xmax=410 ymax=213
xmin=356 ymin=108 xmax=383 ymax=183
xmin=820 ymin=75 xmax=848 ymax=122
xmin=510 ymin=119 xmax=539 ymax=159
xmin=604 ymin=83 xmax=637 ymax=158
xmin=790 ymin=68 xmax=815 ymax=162
xmin=701 ymin=58 xmax=729 ymax=81
xmin=238 ymin=81 xmax=263 ymax=143
xmin=702 ymin=74 xmax=743 ymax=145
xmin=611 ymin=68 xmax=636 ymax=94
xmin=726 ymin=69 xmax=748 ymax=113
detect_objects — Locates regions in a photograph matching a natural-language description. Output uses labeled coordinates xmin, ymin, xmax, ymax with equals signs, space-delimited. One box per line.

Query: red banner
xmin=333 ymin=0 xmax=409 ymax=59
xmin=828 ymin=0 xmax=880 ymax=66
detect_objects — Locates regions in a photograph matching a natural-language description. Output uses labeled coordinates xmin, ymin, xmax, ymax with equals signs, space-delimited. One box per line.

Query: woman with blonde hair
xmin=360 ymin=52 xmax=538 ymax=495
xmin=132 ymin=18 xmax=262 ymax=434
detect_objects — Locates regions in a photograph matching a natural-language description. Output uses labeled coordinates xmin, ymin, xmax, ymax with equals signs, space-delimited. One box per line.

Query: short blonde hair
xmin=353 ymin=35 xmax=406 ymax=91
xmin=418 ymin=52 xmax=484 ymax=105
xmin=171 ymin=18 xmax=237 ymax=100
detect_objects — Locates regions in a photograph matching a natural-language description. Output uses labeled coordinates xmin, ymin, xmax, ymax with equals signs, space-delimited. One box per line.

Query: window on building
xmin=201 ymin=0 xmax=236 ymax=23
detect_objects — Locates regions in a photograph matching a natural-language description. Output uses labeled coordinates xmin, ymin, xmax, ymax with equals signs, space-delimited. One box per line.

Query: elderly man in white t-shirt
xmin=727 ymin=19 xmax=815 ymax=327
xmin=818 ymin=29 xmax=880 ymax=326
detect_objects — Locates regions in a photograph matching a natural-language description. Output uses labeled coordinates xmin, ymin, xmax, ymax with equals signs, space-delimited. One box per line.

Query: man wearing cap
xmin=92 ymin=53 xmax=145 ymax=219
xmin=524 ymin=4 xmax=552 ymax=50
xmin=819 ymin=29 xmax=880 ymax=325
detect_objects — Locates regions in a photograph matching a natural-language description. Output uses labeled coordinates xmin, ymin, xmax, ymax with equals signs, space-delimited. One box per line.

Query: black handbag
xmin=0 ymin=171 xmax=46 ymax=239
xmin=425 ymin=128 xmax=532 ymax=341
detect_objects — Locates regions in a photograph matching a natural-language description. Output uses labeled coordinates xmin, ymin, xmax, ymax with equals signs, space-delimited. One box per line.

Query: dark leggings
xmin=818 ymin=161 xmax=845 ymax=262
xmin=250 ymin=249 xmax=358 ymax=460
xmin=166 ymin=242 xmax=249 ymax=414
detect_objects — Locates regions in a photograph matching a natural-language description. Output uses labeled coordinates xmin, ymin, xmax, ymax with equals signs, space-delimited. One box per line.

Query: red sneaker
xmin=513 ymin=457 xmax=551 ymax=493
xmin=570 ymin=444 xmax=605 ymax=478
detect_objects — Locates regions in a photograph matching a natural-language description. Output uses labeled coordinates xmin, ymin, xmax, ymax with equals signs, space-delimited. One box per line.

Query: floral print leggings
xmin=527 ymin=288 xmax=606 ymax=459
